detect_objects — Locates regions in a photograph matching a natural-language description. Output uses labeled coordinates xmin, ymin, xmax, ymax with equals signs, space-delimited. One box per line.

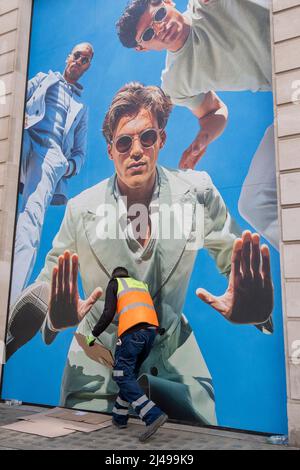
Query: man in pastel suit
xmin=7 ymin=83 xmax=273 ymax=425
xmin=10 ymin=42 xmax=94 ymax=305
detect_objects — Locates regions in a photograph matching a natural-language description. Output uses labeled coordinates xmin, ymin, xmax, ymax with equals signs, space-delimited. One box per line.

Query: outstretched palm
xmin=49 ymin=251 xmax=103 ymax=330
xmin=196 ymin=231 xmax=274 ymax=325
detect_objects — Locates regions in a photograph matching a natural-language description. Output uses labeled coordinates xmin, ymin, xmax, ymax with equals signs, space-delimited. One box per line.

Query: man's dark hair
xmin=102 ymin=82 xmax=172 ymax=144
xmin=116 ymin=0 xmax=150 ymax=48
xmin=112 ymin=267 xmax=129 ymax=278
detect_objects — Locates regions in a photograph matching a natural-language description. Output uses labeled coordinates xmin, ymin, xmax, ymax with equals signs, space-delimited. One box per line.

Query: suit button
xmin=150 ymin=367 xmax=158 ymax=376
xmin=35 ymin=110 xmax=39 ymax=115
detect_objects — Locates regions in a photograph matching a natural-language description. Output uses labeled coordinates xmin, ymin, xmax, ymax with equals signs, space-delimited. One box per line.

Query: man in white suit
xmin=7 ymin=83 xmax=273 ymax=425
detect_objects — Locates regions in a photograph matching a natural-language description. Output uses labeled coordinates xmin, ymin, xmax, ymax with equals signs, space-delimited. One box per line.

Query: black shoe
xmin=112 ymin=418 xmax=127 ymax=429
xmin=139 ymin=413 xmax=168 ymax=443
xmin=6 ymin=282 xmax=50 ymax=361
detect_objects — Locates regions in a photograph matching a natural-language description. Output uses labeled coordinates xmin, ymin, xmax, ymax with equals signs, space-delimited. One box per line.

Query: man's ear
xmin=107 ymin=144 xmax=114 ymax=160
xmin=159 ymin=130 xmax=167 ymax=149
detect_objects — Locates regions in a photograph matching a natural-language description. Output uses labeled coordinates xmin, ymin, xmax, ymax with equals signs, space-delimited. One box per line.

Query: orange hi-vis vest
xmin=114 ymin=277 xmax=159 ymax=337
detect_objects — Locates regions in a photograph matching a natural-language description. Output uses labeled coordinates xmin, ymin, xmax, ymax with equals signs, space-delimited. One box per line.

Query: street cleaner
xmin=86 ymin=266 xmax=168 ymax=443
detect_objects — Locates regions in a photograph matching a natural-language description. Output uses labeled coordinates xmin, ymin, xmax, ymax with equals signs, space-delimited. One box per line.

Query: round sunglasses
xmin=72 ymin=51 xmax=91 ymax=65
xmin=113 ymin=129 xmax=160 ymax=154
xmin=139 ymin=5 xmax=168 ymax=43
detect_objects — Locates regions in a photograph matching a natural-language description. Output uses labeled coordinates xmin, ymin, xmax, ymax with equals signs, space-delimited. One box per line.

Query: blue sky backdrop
xmin=2 ymin=0 xmax=287 ymax=434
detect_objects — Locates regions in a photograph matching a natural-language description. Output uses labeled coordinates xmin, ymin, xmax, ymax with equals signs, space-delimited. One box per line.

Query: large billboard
xmin=1 ymin=0 xmax=288 ymax=434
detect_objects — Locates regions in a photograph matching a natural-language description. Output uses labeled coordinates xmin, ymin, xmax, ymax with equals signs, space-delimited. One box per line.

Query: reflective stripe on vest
xmin=115 ymin=277 xmax=159 ymax=337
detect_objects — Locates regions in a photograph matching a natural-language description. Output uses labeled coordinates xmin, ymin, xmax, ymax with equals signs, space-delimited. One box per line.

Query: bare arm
xmin=180 ymin=91 xmax=228 ymax=169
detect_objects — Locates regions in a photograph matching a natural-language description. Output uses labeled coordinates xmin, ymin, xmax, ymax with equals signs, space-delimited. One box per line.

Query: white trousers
xmin=238 ymin=125 xmax=279 ymax=250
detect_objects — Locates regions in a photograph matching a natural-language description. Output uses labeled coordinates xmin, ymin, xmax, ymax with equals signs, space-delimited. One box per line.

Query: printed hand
xmin=49 ymin=251 xmax=103 ymax=330
xmin=196 ymin=231 xmax=274 ymax=325
xmin=179 ymin=131 xmax=208 ymax=169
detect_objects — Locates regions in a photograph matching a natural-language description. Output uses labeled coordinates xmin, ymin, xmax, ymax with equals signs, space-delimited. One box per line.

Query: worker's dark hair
xmin=116 ymin=0 xmax=150 ymax=49
xmin=111 ymin=267 xmax=129 ymax=278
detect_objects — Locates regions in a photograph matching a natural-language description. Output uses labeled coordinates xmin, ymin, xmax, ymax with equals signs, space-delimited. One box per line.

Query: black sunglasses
xmin=72 ymin=51 xmax=91 ymax=65
xmin=113 ymin=128 xmax=160 ymax=154
xmin=139 ymin=6 xmax=168 ymax=43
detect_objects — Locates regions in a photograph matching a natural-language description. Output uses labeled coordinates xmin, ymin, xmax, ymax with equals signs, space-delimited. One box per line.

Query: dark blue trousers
xmin=112 ymin=328 xmax=164 ymax=426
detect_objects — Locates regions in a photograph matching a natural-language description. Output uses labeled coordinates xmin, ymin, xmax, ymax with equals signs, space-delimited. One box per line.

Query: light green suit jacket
xmin=37 ymin=166 xmax=241 ymax=425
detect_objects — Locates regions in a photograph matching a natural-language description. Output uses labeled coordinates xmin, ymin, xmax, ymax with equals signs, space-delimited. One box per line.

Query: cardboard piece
xmin=2 ymin=419 xmax=77 ymax=438
xmin=50 ymin=410 xmax=112 ymax=425
xmin=20 ymin=407 xmax=112 ymax=425
xmin=75 ymin=333 xmax=114 ymax=368
xmin=2 ymin=407 xmax=113 ymax=437
xmin=19 ymin=415 xmax=111 ymax=433
xmin=77 ymin=413 xmax=113 ymax=425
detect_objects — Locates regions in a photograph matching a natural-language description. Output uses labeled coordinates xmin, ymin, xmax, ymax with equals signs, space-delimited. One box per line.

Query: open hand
xmin=49 ymin=251 xmax=103 ymax=330
xmin=196 ymin=231 xmax=274 ymax=325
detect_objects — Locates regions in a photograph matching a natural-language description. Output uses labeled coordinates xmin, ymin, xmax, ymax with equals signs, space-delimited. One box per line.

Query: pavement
xmin=0 ymin=402 xmax=298 ymax=451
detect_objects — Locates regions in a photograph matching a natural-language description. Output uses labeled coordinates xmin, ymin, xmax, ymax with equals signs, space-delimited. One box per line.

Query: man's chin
xmin=128 ymin=178 xmax=146 ymax=188
xmin=125 ymin=174 xmax=150 ymax=189
xmin=66 ymin=71 xmax=80 ymax=82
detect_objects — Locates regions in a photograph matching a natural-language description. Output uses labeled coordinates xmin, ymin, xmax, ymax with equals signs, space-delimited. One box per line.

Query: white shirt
xmin=113 ymin=172 xmax=160 ymax=278
xmin=161 ymin=0 xmax=272 ymax=109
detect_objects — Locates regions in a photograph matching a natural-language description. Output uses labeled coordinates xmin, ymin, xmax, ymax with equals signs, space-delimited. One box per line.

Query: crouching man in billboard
xmin=9 ymin=43 xmax=94 ymax=305
xmin=7 ymin=83 xmax=273 ymax=425
xmin=116 ymin=0 xmax=278 ymax=249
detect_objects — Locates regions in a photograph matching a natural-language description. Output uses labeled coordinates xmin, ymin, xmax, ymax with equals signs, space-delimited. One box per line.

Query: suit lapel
xmin=65 ymin=97 xmax=83 ymax=136
xmin=82 ymin=175 xmax=133 ymax=278
xmin=45 ymin=71 xmax=84 ymax=137
xmin=153 ymin=166 xmax=195 ymax=295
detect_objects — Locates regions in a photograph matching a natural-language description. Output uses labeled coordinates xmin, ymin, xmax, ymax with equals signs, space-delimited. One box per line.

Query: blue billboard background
xmin=1 ymin=0 xmax=287 ymax=434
